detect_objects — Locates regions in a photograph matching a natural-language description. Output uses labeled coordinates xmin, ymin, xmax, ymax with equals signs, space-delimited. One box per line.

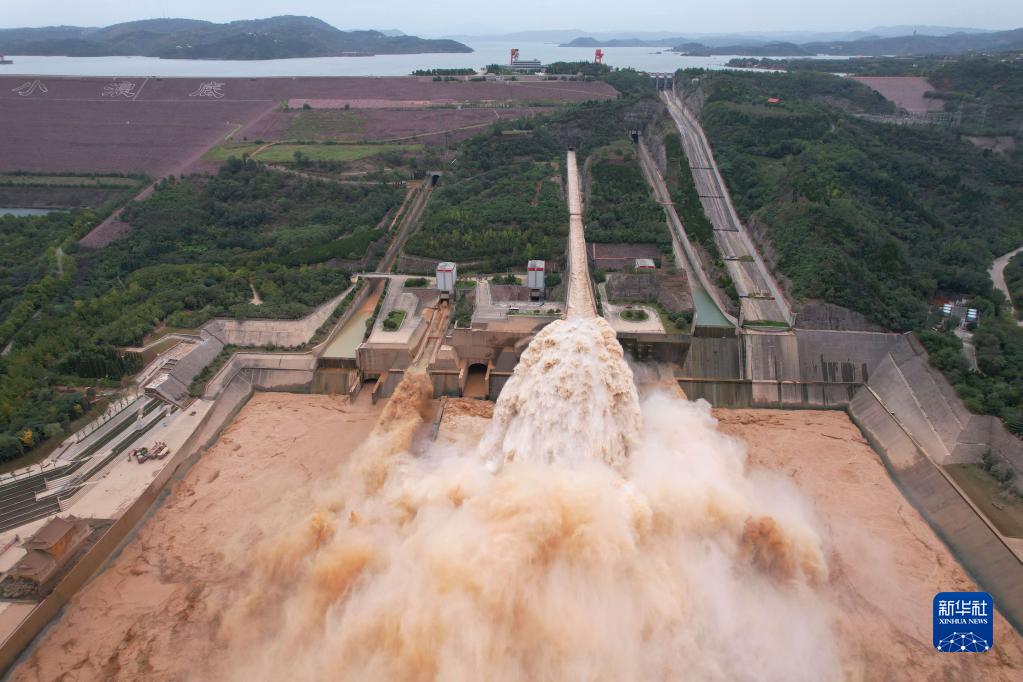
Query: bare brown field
xmin=0 ymin=76 xmax=614 ymax=176
xmin=850 ymin=76 xmax=945 ymax=114
xmin=248 ymin=106 xmax=548 ymax=144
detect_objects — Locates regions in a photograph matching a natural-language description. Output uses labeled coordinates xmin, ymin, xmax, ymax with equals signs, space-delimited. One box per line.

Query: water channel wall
xmin=848 ymin=386 xmax=1023 ymax=633
xmin=204 ymin=284 xmax=354 ymax=348
xmin=681 ymin=328 xmax=1023 ymax=481
xmin=0 ymin=363 xmax=271 ymax=675
xmin=680 ymin=324 xmax=1023 ymax=629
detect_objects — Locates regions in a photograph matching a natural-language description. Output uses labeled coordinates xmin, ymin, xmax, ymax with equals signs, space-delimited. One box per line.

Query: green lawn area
xmin=946 ymin=463 xmax=1023 ymax=538
xmin=203 ymin=142 xmax=422 ymax=163
xmin=382 ymin=309 xmax=407 ymax=331
xmin=202 ymin=143 xmax=263 ymax=161
xmin=620 ymin=308 xmax=650 ymax=322
xmin=286 ymin=109 xmax=367 ymax=139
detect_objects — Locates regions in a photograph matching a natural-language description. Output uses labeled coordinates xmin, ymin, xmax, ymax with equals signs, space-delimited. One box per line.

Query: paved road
xmin=990 ymin=246 xmax=1023 ymax=326
xmin=662 ymin=91 xmax=793 ymax=327
xmin=597 ymin=284 xmax=664 ymax=333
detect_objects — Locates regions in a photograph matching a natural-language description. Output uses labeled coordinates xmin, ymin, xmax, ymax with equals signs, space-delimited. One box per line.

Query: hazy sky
xmin=2 ymin=0 xmax=1021 ymax=35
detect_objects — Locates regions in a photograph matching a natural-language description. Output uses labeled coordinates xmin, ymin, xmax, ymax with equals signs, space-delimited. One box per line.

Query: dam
xmin=2 ymin=152 xmax=1023 ymax=680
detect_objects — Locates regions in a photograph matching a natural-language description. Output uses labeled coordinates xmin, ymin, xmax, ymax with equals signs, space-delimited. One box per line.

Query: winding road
xmin=990 ymin=246 xmax=1023 ymax=326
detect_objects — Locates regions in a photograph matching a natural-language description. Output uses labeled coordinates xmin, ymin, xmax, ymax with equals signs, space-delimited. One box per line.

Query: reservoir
xmin=0 ymin=43 xmax=811 ymax=78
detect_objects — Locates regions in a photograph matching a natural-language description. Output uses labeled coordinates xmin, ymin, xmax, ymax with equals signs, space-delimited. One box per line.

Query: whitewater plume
xmin=215 ymin=310 xmax=840 ymax=681
xmin=480 ymin=317 xmax=641 ymax=472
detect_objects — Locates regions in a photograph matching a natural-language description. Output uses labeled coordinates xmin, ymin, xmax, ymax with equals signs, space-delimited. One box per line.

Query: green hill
xmin=0 ymin=16 xmax=472 ymax=59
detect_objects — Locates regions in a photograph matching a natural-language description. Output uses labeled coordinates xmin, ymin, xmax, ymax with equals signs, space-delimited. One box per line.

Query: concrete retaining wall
xmin=679 ymin=378 xmax=856 ymax=409
xmin=167 ymin=330 xmax=224 ymax=388
xmin=0 ymin=376 xmax=251 ymax=674
xmin=792 ymin=329 xmax=902 ymax=383
xmin=848 ymin=387 xmax=1023 ymax=633
xmin=681 ymin=336 xmax=742 ymax=379
xmin=203 ymin=352 xmax=316 ymax=399
xmin=679 ymin=379 xmax=752 ymax=407
xmin=204 ymin=289 xmax=345 ymax=348
xmin=0 ymin=347 xmax=334 ymax=675
xmin=204 ymin=284 xmax=355 ymax=349
xmin=866 ymin=335 xmax=1023 ymax=486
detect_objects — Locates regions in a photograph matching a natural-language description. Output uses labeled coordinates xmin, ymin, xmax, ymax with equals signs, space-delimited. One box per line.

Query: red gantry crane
xmin=594 ymin=49 xmax=604 ymax=64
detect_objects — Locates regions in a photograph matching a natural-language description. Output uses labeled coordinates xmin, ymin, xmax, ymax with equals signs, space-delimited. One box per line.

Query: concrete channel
xmin=662 ymin=89 xmax=794 ymax=327
xmin=634 ymin=136 xmax=736 ymax=331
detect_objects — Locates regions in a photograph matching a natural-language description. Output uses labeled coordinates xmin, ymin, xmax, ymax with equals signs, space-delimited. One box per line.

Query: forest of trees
xmin=725 ymin=54 xmax=1023 ymax=138
xmin=920 ymin=315 xmax=1023 ymax=436
xmin=407 ymin=162 xmax=567 ymax=271
xmin=681 ymin=68 xmax=1023 ymax=331
xmin=0 ymin=161 xmax=398 ymax=462
xmin=662 ymin=133 xmax=718 ymax=258
xmin=682 ymin=67 xmax=1023 ymax=431
xmin=585 ymin=149 xmax=671 ymax=246
xmin=407 ymin=73 xmax=658 ymax=271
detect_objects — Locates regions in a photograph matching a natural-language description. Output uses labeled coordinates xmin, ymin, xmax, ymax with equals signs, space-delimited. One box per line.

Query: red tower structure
xmin=594 ymin=49 xmax=604 ymax=64
xmin=510 ymin=48 xmax=519 ymax=66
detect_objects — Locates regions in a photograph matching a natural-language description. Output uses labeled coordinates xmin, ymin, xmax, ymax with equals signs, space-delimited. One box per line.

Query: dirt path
xmin=262 ymin=164 xmax=391 ymax=185
xmin=376 ymin=110 xmax=501 ymax=143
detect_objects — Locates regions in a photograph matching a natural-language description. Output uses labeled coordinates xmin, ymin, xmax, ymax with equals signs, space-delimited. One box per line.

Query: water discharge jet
xmin=212 ymin=153 xmax=842 ymax=680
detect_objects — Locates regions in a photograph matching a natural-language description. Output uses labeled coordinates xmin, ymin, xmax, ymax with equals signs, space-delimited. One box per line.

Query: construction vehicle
xmin=130 ymin=441 xmax=168 ymax=463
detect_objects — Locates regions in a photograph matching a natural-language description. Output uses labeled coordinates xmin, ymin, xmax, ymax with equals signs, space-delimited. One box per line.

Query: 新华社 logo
xmin=933 ymin=591 xmax=993 ymax=652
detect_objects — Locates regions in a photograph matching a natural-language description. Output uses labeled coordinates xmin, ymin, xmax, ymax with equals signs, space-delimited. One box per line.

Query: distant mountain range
xmin=0 ymin=16 xmax=470 ymax=60
xmin=445 ymin=25 xmax=994 ymax=46
xmin=558 ymin=26 xmax=1023 ymax=56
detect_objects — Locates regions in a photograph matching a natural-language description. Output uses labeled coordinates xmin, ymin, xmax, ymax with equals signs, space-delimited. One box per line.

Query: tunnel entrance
xmin=463 ymin=363 xmax=489 ymax=399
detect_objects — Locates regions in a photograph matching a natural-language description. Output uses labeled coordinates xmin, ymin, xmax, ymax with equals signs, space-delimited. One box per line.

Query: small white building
xmin=436 ymin=262 xmax=457 ymax=299
xmin=635 ymin=258 xmax=656 ymax=271
xmin=527 ymin=260 xmax=545 ymax=290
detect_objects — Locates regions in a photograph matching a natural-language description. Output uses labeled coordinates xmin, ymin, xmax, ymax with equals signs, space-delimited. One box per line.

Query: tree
xmin=18 ymin=429 xmax=35 ymax=448
xmin=0 ymin=435 xmax=23 ymax=461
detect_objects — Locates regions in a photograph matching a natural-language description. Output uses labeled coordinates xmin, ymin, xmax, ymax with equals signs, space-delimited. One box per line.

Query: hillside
xmin=679 ymin=68 xmax=1023 ymax=429
xmin=0 ymin=16 xmax=471 ymax=59
xmin=672 ymin=26 xmax=1023 ymax=56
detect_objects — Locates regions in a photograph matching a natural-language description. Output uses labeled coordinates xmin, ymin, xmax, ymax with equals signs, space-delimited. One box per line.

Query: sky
xmin=1 ymin=0 xmax=1021 ymax=35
